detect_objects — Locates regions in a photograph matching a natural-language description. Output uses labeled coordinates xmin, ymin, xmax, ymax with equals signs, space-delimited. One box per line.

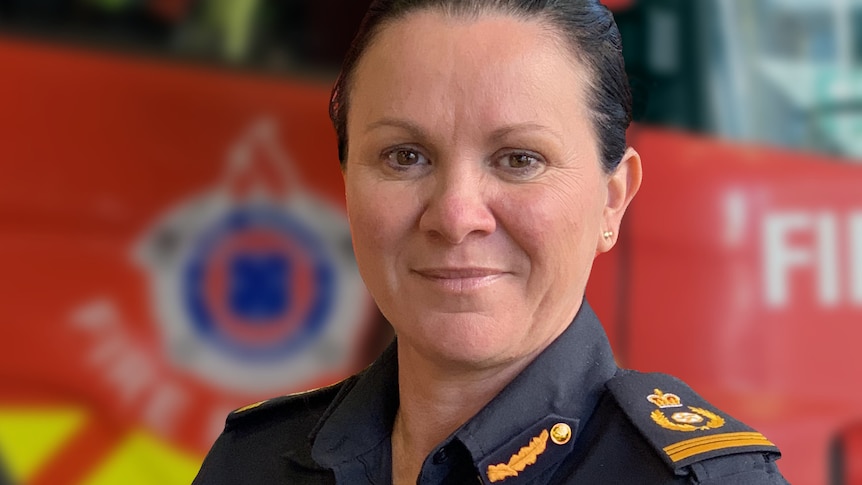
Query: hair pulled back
xmin=329 ymin=0 xmax=632 ymax=173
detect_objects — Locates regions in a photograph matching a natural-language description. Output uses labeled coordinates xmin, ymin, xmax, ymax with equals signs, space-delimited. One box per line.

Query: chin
xmin=397 ymin=313 xmax=522 ymax=367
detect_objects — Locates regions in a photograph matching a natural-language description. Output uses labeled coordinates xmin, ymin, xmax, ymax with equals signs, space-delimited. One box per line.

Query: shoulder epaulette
xmin=224 ymin=378 xmax=350 ymax=431
xmin=606 ymin=371 xmax=781 ymax=473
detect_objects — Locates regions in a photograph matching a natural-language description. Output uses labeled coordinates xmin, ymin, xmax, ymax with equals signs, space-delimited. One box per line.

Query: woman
xmin=193 ymin=1 xmax=788 ymax=483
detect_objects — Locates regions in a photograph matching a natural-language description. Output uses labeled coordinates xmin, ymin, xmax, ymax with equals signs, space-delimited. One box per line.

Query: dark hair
xmin=329 ymin=0 xmax=632 ymax=173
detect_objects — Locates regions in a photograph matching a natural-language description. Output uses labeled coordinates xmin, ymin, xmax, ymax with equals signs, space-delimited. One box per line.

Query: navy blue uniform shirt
xmin=193 ymin=301 xmax=788 ymax=484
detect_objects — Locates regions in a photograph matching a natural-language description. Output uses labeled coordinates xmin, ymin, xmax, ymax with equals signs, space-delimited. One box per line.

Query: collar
xmin=309 ymin=340 xmax=399 ymax=469
xmin=309 ymin=300 xmax=618 ymax=483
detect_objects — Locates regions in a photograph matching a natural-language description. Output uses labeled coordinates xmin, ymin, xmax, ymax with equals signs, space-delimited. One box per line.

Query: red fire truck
xmin=0 ymin=1 xmax=860 ymax=483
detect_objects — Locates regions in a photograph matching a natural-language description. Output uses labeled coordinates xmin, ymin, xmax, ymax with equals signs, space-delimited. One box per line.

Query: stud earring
xmin=603 ymin=231 xmax=614 ymax=239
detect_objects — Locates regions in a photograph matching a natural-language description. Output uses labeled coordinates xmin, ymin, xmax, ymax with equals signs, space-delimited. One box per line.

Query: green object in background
xmin=202 ymin=0 xmax=262 ymax=62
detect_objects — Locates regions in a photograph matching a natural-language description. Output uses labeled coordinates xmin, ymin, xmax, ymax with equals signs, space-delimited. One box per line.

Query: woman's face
xmin=343 ymin=11 xmax=639 ymax=369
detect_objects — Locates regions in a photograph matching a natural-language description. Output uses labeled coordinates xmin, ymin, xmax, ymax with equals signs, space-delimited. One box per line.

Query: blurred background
xmin=0 ymin=0 xmax=860 ymax=484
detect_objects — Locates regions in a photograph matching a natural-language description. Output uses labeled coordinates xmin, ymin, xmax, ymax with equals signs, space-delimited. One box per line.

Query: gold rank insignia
xmin=606 ymin=373 xmax=781 ymax=471
xmin=648 ymin=389 xmax=725 ymax=432
xmin=487 ymin=429 xmax=549 ymax=483
xmin=663 ymin=431 xmax=776 ymax=463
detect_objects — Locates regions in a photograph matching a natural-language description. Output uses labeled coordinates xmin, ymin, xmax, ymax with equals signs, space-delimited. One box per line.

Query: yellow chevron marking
xmin=82 ymin=429 xmax=202 ymax=485
xmin=664 ymin=431 xmax=775 ymax=462
xmin=0 ymin=407 xmax=87 ymax=482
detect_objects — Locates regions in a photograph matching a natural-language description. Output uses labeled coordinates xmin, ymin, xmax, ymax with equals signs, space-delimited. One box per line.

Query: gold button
xmin=550 ymin=423 xmax=572 ymax=445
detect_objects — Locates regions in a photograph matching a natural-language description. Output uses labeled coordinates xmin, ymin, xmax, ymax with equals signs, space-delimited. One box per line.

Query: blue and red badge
xmin=136 ymin=118 xmax=374 ymax=394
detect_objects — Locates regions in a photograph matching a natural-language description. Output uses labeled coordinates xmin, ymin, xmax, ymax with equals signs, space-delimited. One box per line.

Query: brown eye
xmin=493 ymin=150 xmax=546 ymax=180
xmin=395 ymin=150 xmax=419 ymax=166
xmin=507 ymin=154 xmax=535 ymax=169
xmin=384 ymin=147 xmax=429 ymax=169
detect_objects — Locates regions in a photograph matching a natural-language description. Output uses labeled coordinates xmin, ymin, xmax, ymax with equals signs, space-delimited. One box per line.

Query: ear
xmin=597 ymin=147 xmax=642 ymax=254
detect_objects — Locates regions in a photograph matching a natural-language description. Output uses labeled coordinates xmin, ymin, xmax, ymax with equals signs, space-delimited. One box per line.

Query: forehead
xmin=358 ymin=9 xmax=588 ymax=88
xmin=348 ymin=10 xmax=596 ymax=149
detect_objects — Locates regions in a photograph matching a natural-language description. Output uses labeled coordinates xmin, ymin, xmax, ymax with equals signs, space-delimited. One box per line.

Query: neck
xmin=390 ymin=341 xmax=537 ymax=484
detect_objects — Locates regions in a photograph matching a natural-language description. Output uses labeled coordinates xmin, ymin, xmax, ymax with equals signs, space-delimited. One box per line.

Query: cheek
xmin=500 ymin=181 xmax=603 ymax=268
xmin=346 ymin=186 xmax=382 ymax=256
xmin=345 ymin=179 xmax=411 ymax=265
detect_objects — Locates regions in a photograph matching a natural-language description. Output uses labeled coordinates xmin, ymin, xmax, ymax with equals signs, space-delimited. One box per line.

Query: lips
xmin=412 ymin=267 xmax=506 ymax=292
xmin=414 ymin=267 xmax=503 ymax=278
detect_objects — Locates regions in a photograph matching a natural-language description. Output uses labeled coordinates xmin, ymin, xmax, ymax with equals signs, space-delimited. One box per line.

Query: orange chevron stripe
xmin=665 ymin=432 xmax=768 ymax=453
xmin=664 ymin=432 xmax=775 ymax=462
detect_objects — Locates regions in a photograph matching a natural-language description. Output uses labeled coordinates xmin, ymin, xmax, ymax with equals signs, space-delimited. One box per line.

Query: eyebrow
xmin=487 ymin=123 xmax=564 ymax=145
xmin=364 ymin=118 xmax=563 ymax=144
xmin=363 ymin=118 xmax=426 ymax=137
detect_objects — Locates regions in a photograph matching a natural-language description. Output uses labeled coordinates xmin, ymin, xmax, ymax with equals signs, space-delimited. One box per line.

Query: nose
xmin=418 ymin=167 xmax=496 ymax=244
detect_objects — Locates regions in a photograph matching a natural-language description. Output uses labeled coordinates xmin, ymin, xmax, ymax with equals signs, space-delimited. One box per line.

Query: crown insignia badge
xmin=647 ymin=388 xmax=725 ymax=432
xmin=647 ymin=389 xmax=682 ymax=408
